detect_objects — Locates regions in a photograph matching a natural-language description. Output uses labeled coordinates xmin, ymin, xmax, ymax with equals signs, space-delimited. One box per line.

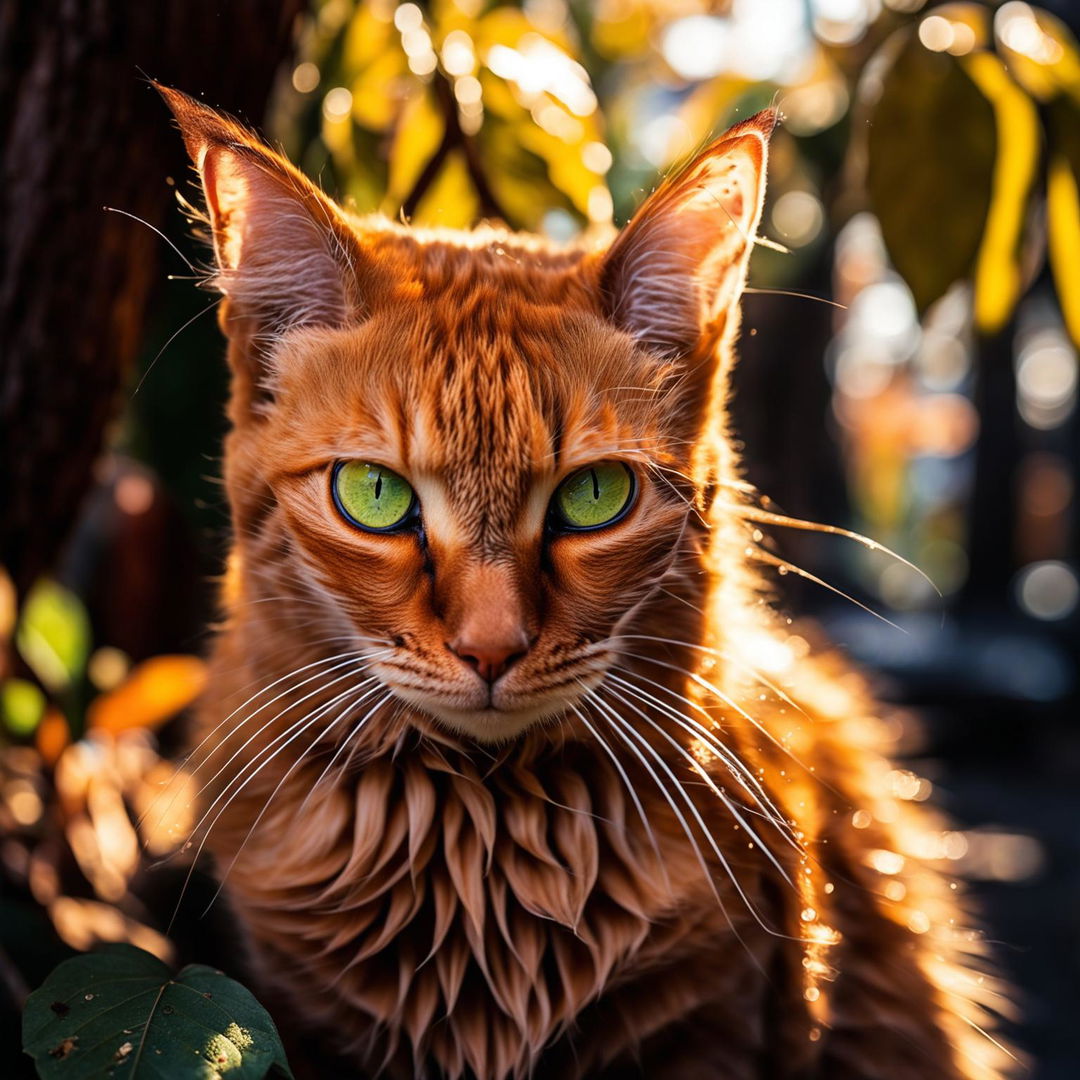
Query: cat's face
xmin=253 ymin=284 xmax=691 ymax=740
xmin=162 ymin=87 xmax=770 ymax=742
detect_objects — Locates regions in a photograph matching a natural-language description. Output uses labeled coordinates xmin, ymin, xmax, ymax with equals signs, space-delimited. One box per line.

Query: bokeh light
xmin=1016 ymin=560 xmax=1080 ymax=620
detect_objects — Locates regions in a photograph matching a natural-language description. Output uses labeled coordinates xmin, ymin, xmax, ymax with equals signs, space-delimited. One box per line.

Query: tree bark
xmin=0 ymin=0 xmax=304 ymax=598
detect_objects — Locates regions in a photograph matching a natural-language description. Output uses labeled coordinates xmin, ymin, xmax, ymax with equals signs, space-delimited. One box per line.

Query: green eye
xmin=552 ymin=463 xmax=635 ymax=531
xmin=332 ymin=461 xmax=416 ymax=532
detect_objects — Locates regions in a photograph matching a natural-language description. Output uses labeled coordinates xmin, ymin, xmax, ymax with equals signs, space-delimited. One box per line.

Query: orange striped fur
xmin=160 ymin=86 xmax=1016 ymax=1079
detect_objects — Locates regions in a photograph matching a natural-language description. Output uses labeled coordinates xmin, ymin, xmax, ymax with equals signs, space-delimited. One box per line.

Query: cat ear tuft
xmin=601 ymin=109 xmax=774 ymax=357
xmin=157 ymin=84 xmax=356 ymax=334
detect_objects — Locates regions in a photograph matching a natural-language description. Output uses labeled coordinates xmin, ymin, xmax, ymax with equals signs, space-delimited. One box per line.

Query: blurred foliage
xmin=16 ymin=582 xmax=90 ymax=707
xmin=23 ymin=945 xmax=292 ymax=1079
xmin=261 ymin=0 xmax=1080 ymax=613
xmin=859 ymin=2 xmax=1080 ymax=339
xmin=1 ymin=569 xmax=202 ymax=1046
xmin=270 ymin=0 xmax=1080 ymax=346
xmin=864 ymin=25 xmax=997 ymax=315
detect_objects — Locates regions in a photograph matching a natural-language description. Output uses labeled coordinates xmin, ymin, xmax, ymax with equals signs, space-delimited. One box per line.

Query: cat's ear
xmin=600 ymin=110 xmax=774 ymax=357
xmin=157 ymin=84 xmax=360 ymax=334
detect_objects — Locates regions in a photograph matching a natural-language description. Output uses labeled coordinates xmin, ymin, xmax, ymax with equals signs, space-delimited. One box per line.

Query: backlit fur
xmin=160 ymin=86 xmax=1017 ymax=1079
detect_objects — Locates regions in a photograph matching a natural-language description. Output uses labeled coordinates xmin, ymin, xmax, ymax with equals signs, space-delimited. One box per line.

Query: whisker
xmin=167 ymin=671 xmax=378 ymax=929
xmin=132 ymin=298 xmax=221 ymax=397
xmin=583 ymin=690 xmax=727 ymax=915
xmin=142 ymin=650 xmax=375 ymax=836
xmin=569 ymin=698 xmax=670 ymax=889
xmin=298 ymin=689 xmax=395 ymax=816
xmin=600 ymin=673 xmax=803 ymax=876
xmin=104 ymin=205 xmax=196 ymax=271
xmin=205 ymin=683 xmax=389 ymax=915
xmin=742 ymin=286 xmax=847 ymax=310
xmin=184 ymin=659 xmax=387 ymax=824
xmin=611 ymin=633 xmax=812 ymax=721
xmin=591 ymin=687 xmax=794 ymax=944
xmin=750 ymin=549 xmax=908 ymax=634
xmin=585 ymin=690 xmax=778 ymax=969
xmin=140 ymin=649 xmax=373 ymax=836
xmin=604 ymin=669 xmax=800 ymax=848
xmin=612 ymin=651 xmax=842 ymax=800
xmin=729 ymin=501 xmax=940 ymax=599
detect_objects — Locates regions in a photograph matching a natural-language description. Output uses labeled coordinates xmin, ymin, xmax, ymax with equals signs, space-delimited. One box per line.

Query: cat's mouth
xmin=379 ymin=677 xmax=591 ymax=743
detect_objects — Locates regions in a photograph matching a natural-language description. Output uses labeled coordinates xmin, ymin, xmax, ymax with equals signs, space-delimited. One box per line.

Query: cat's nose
xmin=443 ymin=561 xmax=536 ymax=684
xmin=448 ymin=627 xmax=531 ymax=684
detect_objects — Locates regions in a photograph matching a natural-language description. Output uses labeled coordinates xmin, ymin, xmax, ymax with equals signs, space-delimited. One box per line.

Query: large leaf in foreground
xmin=23 ymin=945 xmax=292 ymax=1079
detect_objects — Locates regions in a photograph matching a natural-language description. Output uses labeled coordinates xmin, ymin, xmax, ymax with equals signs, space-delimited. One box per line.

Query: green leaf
xmin=1 ymin=678 xmax=47 ymax=736
xmin=15 ymin=580 xmax=91 ymax=694
xmin=864 ymin=28 xmax=996 ymax=313
xmin=23 ymin=945 xmax=293 ymax=1080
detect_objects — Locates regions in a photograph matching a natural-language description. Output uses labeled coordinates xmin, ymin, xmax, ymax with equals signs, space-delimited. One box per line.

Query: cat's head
xmin=162 ymin=86 xmax=771 ymax=743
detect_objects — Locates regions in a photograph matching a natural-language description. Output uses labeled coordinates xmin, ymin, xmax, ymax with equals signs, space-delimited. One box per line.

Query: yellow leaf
xmin=384 ymin=87 xmax=445 ymax=215
xmin=591 ymin=0 xmax=654 ymax=60
xmin=1048 ymin=152 xmax=1080 ymax=347
xmin=411 ymin=148 xmax=479 ymax=227
xmin=994 ymin=5 xmax=1080 ymax=102
xmin=87 ymin=655 xmax=206 ymax=735
xmin=350 ymin=50 xmax=409 ymax=131
xmin=343 ymin=3 xmax=398 ymax=70
xmin=961 ymin=51 xmax=1040 ymax=334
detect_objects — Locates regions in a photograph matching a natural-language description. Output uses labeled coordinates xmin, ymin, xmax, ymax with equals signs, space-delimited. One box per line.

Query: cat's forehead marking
xmin=373 ymin=271 xmax=664 ymax=551
xmin=408 ymin=347 xmax=550 ymax=550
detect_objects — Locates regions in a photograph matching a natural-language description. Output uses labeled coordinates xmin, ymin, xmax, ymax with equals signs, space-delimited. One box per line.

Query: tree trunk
xmin=0 ymin=0 xmax=304 ymax=598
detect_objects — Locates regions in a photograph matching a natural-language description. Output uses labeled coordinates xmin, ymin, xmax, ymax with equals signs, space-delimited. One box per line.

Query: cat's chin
xmin=429 ymin=707 xmax=552 ymax=743
xmin=388 ymin=688 xmax=567 ymax=744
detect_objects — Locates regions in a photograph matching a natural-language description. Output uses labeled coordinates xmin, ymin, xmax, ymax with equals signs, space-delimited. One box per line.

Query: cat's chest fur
xmin=213 ymin=734 xmax=801 ymax=1079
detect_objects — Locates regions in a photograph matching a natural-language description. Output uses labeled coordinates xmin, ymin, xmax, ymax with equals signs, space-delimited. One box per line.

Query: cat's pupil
xmin=374 ymin=471 xmax=383 ymax=500
xmin=590 ymin=469 xmax=599 ymax=500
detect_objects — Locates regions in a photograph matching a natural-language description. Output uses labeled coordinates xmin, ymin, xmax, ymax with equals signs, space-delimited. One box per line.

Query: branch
xmin=400 ymin=71 xmax=509 ymax=225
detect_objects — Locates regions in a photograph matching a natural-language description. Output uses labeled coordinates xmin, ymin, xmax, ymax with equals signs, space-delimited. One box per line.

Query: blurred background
xmin=1 ymin=0 xmax=1078 ymax=1075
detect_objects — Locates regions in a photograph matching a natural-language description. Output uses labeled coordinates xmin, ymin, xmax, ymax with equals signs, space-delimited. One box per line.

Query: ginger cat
xmin=160 ymin=85 xmax=1014 ymax=1079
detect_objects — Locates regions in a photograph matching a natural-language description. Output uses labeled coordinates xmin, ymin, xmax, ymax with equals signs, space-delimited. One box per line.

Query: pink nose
xmin=448 ymin=633 xmax=530 ymax=684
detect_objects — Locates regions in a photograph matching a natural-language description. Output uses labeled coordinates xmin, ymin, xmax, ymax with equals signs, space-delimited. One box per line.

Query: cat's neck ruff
xmin=211 ymin=678 xmax=788 ymax=1080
